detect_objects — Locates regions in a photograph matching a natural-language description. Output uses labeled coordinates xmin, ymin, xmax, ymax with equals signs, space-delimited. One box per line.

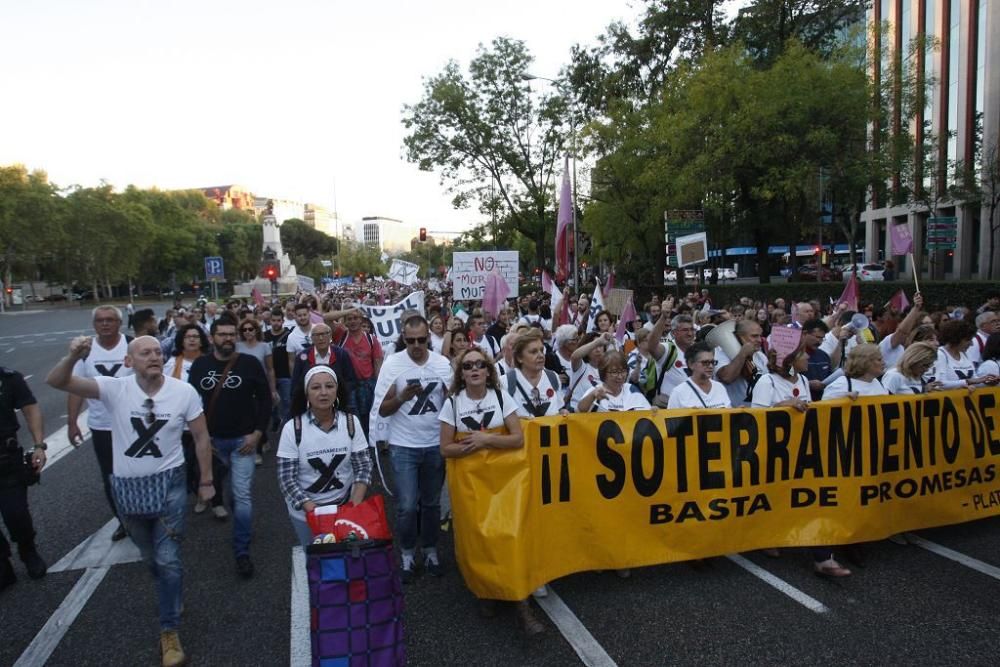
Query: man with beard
xmin=188 ymin=314 xmax=271 ymax=578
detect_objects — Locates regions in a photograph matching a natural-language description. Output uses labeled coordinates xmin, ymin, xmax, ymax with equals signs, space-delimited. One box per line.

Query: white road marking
xmin=5 ymin=347 xmax=14 ymax=353
xmin=13 ymin=566 xmax=109 ymax=667
xmin=290 ymin=546 xmax=311 ymax=667
xmin=906 ymin=533 xmax=1000 ymax=581
xmin=45 ymin=410 xmax=90 ymax=468
xmin=534 ymin=587 xmax=618 ymax=667
xmin=726 ymin=554 xmax=830 ymax=614
xmin=50 ymin=518 xmax=140 ymax=573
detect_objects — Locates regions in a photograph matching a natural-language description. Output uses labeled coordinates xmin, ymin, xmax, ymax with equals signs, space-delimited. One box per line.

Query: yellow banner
xmin=447 ymin=389 xmax=1000 ymax=601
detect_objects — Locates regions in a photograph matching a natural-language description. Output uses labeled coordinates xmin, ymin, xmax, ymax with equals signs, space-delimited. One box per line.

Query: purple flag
xmin=615 ymin=298 xmax=637 ymax=344
xmin=556 ymin=156 xmax=571 ymax=281
xmin=837 ymin=271 xmax=859 ymax=311
xmin=889 ymin=222 xmax=913 ymax=255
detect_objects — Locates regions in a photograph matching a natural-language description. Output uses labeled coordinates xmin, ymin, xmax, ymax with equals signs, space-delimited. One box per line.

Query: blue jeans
xmin=213 ymin=437 xmax=256 ymax=557
xmin=275 ymin=378 xmax=292 ymax=423
xmin=389 ymin=445 xmax=444 ymax=552
xmin=122 ymin=466 xmax=187 ymax=632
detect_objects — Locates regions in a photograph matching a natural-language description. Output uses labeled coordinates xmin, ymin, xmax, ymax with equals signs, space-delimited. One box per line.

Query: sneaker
xmin=193 ymin=500 xmax=208 ymax=514
xmin=814 ymin=558 xmax=852 ymax=578
xmin=425 ymin=555 xmax=444 ymax=577
xmin=159 ymin=630 xmax=185 ymax=667
xmin=532 ymin=585 xmax=549 ymax=598
xmin=516 ymin=600 xmax=545 ymax=637
xmin=254 ymin=454 xmax=263 ymax=466
xmin=111 ymin=523 xmax=128 ymax=542
xmin=212 ymin=505 xmax=229 ymax=520
xmin=401 ymin=554 xmax=416 ymax=584
xmin=0 ymin=558 xmax=16 ymax=593
xmin=19 ymin=548 xmax=47 ymax=580
xmin=236 ymin=555 xmax=254 ymax=579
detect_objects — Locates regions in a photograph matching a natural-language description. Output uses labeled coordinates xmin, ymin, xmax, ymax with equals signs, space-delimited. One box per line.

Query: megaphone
xmin=848 ymin=313 xmax=869 ymax=332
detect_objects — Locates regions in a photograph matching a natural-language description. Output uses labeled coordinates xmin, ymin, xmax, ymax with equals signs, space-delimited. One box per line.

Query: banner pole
xmin=909 ymin=252 xmax=920 ymax=293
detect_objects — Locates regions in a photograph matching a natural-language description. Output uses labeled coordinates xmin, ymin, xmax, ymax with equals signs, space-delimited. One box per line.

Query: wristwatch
xmin=33 ymin=442 xmax=47 ymax=451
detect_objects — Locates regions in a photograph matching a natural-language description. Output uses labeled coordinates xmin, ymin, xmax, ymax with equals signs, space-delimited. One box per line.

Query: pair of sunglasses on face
xmin=461 ymin=360 xmax=487 ymax=371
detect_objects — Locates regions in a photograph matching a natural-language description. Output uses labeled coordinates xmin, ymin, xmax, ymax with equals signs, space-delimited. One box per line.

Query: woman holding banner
xmin=438 ymin=348 xmax=546 ymax=637
xmin=667 ymin=342 xmax=731 ymax=410
xmin=975 ymin=333 xmax=1000 ymax=380
xmin=568 ymin=332 xmax=614 ymax=411
xmin=751 ymin=344 xmax=851 ymax=576
xmin=821 ymin=345 xmax=888 ymax=400
xmin=882 ymin=343 xmax=942 ymax=395
xmin=936 ymin=320 xmax=998 ymax=388
xmin=577 ymin=351 xmax=651 ymax=413
xmin=508 ymin=330 xmax=565 ymax=418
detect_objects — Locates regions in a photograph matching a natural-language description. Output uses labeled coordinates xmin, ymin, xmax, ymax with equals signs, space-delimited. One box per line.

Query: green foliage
xmin=338 ymin=241 xmax=387 ymax=277
xmin=402 ymin=37 xmax=570 ymax=269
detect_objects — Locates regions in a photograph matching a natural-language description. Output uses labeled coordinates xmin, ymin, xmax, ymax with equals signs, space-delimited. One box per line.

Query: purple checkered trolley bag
xmin=307 ymin=539 xmax=406 ymax=667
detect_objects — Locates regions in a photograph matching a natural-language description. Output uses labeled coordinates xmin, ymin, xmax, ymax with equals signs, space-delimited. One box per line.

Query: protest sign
xmin=769 ymin=327 xmax=803 ymax=366
xmin=452 ymin=251 xmax=519 ymax=301
xmin=448 ymin=389 xmax=1000 ymax=600
xmin=358 ymin=290 xmax=426 ymax=349
xmin=388 ymin=259 xmax=420 ymax=286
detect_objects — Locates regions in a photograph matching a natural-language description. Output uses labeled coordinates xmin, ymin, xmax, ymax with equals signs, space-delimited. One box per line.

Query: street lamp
xmin=522 ymin=73 xmax=579 ymax=291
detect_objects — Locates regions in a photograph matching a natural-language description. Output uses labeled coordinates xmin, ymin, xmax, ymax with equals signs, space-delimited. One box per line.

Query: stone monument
xmin=234 ymin=200 xmax=300 ymax=299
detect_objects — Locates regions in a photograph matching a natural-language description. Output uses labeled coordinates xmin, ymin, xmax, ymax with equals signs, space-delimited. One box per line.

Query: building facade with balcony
xmin=862 ymin=0 xmax=998 ymax=279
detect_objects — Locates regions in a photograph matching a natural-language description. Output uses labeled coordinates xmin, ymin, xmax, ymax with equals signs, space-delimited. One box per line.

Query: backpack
xmin=507 ymin=369 xmax=560 ymax=417
xmin=294 ymin=412 xmax=356 ymax=444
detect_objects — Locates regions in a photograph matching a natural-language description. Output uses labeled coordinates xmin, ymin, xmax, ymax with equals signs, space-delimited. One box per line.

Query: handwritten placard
xmin=451 ymin=251 xmax=519 ymax=301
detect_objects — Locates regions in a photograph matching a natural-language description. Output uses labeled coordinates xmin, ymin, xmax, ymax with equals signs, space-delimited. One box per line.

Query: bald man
xmin=47 ymin=334 xmax=214 ymax=667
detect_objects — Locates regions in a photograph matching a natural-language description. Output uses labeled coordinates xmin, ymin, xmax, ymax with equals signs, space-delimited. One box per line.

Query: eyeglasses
xmin=143 ymin=398 xmax=155 ymax=425
xmin=240 ymin=327 xmax=256 ymax=333
xmin=94 ymin=318 xmax=119 ymax=325
xmin=183 ymin=333 xmax=201 ymax=340
xmin=312 ymin=331 xmax=331 ymax=338
xmin=607 ymin=368 xmax=628 ymax=375
xmin=461 ymin=360 xmax=487 ymax=371
xmin=405 ymin=336 xmax=428 ymax=345
xmin=696 ymin=359 xmax=719 ymax=367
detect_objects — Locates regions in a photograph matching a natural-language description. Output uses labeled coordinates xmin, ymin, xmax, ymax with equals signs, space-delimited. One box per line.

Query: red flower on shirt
xmin=546 ymin=388 xmax=554 ymax=397
xmin=792 ymin=387 xmax=800 ymax=397
xmin=675 ymin=361 xmax=683 ymax=368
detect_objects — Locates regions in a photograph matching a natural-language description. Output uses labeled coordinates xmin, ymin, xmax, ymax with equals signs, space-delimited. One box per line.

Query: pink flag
xmin=542 ymin=270 xmax=554 ymax=294
xmin=615 ymin=298 xmax=637 ymax=344
xmin=251 ymin=287 xmax=265 ymax=308
xmin=482 ymin=270 xmax=510 ymax=318
xmin=555 ymin=156 xmax=572 ymax=281
xmin=889 ymin=289 xmax=910 ymax=312
xmin=837 ymin=271 xmax=859 ymax=311
xmin=602 ymin=271 xmax=615 ymax=298
xmin=309 ymin=310 xmax=324 ymax=325
xmin=889 ymin=222 xmax=914 ymax=255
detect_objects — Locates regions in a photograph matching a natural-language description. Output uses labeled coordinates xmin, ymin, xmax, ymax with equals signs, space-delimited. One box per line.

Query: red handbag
xmin=306 ymin=494 xmax=393 ymax=541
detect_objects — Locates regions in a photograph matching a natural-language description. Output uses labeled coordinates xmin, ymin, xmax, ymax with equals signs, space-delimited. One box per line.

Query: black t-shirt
xmin=264 ymin=327 xmax=292 ymax=379
xmin=188 ymin=354 xmax=272 ymax=438
xmin=0 ymin=368 xmax=36 ymax=436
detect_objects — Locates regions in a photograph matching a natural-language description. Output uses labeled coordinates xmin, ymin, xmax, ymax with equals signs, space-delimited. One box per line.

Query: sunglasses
xmin=461 ymin=360 xmax=488 ymax=371
xmin=405 ymin=337 xmax=428 ymax=345
xmin=143 ymin=397 xmax=155 ymax=425
xmin=696 ymin=359 xmax=719 ymax=367
xmin=241 ymin=327 xmax=256 ymax=333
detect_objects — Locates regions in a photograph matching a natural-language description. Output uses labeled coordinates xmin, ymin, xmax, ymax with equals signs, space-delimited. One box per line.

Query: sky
xmin=0 ymin=0 xmax=640 ymax=235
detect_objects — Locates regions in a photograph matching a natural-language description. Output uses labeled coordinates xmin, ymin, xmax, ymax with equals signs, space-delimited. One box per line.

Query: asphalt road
xmin=3 ymin=306 xmax=1000 ymax=666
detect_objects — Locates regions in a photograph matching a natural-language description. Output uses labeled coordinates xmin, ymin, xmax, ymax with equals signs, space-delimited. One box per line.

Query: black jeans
xmin=0 ymin=479 xmax=35 ymax=559
xmin=91 ymin=429 xmax=119 ymax=518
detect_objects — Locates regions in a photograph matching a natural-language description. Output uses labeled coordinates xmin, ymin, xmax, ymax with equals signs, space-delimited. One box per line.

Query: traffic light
xmin=419 ymin=227 xmax=427 ymax=242
xmin=4 ymin=286 xmax=11 ymax=295
xmin=261 ymin=261 xmax=280 ymax=281
xmin=334 ymin=271 xmax=340 ymax=279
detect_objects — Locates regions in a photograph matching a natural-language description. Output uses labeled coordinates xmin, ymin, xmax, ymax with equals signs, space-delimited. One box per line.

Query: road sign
xmin=204 ymin=256 xmax=225 ymax=280
xmin=664 ymin=210 xmax=705 ymax=267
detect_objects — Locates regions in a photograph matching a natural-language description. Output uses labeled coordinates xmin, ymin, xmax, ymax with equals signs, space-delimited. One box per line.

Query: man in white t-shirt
xmin=66 ymin=305 xmax=134 ymax=542
xmin=969 ymin=311 xmax=1000 ymax=367
xmin=286 ymin=303 xmax=315 ymax=369
xmin=47 ymin=335 xmax=214 ymax=667
xmin=714 ymin=320 xmax=768 ymax=408
xmin=372 ymin=315 xmax=452 ymax=582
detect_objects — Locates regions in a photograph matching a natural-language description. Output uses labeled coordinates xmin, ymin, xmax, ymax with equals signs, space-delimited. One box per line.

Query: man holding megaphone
xmin=713 ymin=320 xmax=769 ymax=408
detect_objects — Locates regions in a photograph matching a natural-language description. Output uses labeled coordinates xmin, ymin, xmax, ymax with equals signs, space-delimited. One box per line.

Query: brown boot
xmin=160 ymin=630 xmax=186 ymax=667
xmin=516 ymin=600 xmax=545 ymax=637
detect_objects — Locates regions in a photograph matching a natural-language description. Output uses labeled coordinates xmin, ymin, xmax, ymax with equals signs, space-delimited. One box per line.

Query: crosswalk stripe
xmin=906 ymin=533 xmax=1000 ymax=580
xmin=534 ymin=587 xmax=618 ymax=667
xmin=726 ymin=554 xmax=830 ymax=614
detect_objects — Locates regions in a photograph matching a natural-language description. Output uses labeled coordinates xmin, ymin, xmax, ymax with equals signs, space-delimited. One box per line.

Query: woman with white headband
xmin=276 ymin=366 xmax=372 ymax=547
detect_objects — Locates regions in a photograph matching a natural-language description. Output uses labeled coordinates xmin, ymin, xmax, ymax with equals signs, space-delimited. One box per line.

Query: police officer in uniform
xmin=0 ymin=365 xmax=48 ymax=591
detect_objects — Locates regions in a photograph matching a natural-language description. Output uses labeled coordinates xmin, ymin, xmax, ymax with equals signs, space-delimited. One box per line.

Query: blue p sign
xmin=204 ymin=256 xmax=224 ymax=279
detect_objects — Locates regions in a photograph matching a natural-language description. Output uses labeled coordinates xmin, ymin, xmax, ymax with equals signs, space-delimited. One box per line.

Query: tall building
xmin=356 ymin=216 xmax=417 ymax=255
xmin=304 ymin=203 xmax=338 ymax=236
xmin=862 ymin=0 xmax=998 ymax=279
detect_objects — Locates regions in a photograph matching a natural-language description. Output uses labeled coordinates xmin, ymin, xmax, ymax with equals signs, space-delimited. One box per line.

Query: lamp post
xmin=521 ymin=73 xmax=578 ymax=291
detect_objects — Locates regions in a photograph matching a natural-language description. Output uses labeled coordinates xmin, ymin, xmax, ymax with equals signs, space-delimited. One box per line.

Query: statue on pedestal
xmin=260 ymin=200 xmax=296 ymax=279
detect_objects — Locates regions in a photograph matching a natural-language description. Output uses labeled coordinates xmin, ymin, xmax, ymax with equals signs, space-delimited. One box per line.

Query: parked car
xmin=702 ymin=268 xmax=739 ymax=280
xmin=788 ymin=264 xmax=843 ymax=282
xmin=840 ymin=263 xmax=885 ymax=281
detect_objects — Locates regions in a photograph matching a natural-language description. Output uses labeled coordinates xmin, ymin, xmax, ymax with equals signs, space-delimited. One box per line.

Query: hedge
xmin=634 ymin=280 xmax=1000 ymax=313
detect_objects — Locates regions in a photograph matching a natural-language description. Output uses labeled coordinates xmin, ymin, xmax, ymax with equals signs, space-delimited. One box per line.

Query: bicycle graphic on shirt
xmin=199 ymin=371 xmax=243 ymax=391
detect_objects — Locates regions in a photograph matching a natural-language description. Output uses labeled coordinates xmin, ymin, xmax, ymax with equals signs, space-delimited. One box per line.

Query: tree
xmin=0 ymin=165 xmax=64 ymax=301
xmin=979 ymin=141 xmax=1000 ymax=279
xmin=402 ymin=37 xmax=570 ymax=269
xmin=730 ymin=0 xmax=867 ymax=65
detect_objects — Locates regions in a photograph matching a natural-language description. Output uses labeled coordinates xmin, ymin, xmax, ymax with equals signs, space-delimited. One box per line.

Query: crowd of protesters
xmin=1 ymin=274 xmax=996 ymax=664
